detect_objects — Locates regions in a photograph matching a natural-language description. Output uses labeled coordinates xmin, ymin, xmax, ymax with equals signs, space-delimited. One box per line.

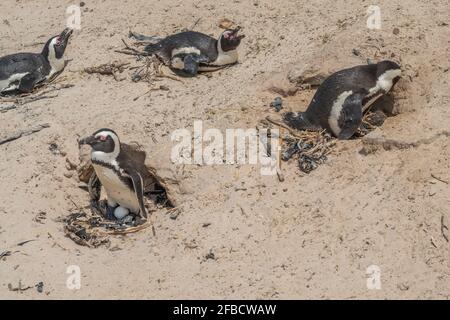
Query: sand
xmin=0 ymin=0 xmax=449 ymax=299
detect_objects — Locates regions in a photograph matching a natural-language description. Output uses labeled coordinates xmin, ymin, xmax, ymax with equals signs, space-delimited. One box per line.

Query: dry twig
xmin=0 ymin=84 xmax=73 ymax=106
xmin=431 ymin=173 xmax=449 ymax=185
xmin=0 ymin=123 xmax=50 ymax=145
xmin=84 ymin=62 xmax=130 ymax=81
xmin=441 ymin=215 xmax=449 ymax=243
xmin=265 ymin=116 xmax=309 ymax=139
xmin=116 ymin=38 xmax=184 ymax=84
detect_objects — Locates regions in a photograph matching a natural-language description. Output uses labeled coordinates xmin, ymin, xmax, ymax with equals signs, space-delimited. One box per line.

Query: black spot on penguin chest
xmin=92 ymin=160 xmax=134 ymax=191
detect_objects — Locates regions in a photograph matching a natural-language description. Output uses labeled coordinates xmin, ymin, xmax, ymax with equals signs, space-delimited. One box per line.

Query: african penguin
xmin=0 ymin=28 xmax=73 ymax=94
xmin=143 ymin=27 xmax=245 ymax=76
xmin=79 ymin=129 xmax=148 ymax=220
xmin=283 ymin=60 xmax=401 ymax=139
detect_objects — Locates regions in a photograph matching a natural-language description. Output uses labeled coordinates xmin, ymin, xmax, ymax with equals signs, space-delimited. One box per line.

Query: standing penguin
xmin=142 ymin=27 xmax=245 ymax=76
xmin=283 ymin=60 xmax=401 ymax=139
xmin=79 ymin=129 xmax=148 ymax=221
xmin=0 ymin=28 xmax=73 ymax=94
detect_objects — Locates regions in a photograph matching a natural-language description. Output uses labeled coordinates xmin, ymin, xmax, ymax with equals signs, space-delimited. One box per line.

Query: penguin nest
xmin=281 ymin=131 xmax=335 ymax=174
xmin=264 ymin=110 xmax=386 ymax=174
xmin=65 ymin=143 xmax=175 ymax=248
xmin=130 ymin=55 xmax=163 ymax=83
xmin=63 ymin=174 xmax=170 ymax=248
xmin=63 ymin=211 xmax=112 ymax=248
xmin=63 ymin=197 xmax=163 ymax=249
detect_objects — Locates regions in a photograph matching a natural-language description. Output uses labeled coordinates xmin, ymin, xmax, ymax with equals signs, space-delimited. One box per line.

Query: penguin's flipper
xmin=191 ymin=54 xmax=210 ymax=64
xmin=283 ymin=112 xmax=321 ymax=131
xmin=183 ymin=54 xmax=201 ymax=76
xmin=127 ymin=170 xmax=148 ymax=219
xmin=337 ymin=91 xmax=365 ymax=140
xmin=18 ymin=71 xmax=41 ymax=93
xmin=88 ymin=172 xmax=101 ymax=202
xmin=183 ymin=54 xmax=211 ymax=75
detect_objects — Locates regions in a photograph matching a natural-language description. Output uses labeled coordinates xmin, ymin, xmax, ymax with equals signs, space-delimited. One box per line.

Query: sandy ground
xmin=0 ymin=0 xmax=449 ymax=299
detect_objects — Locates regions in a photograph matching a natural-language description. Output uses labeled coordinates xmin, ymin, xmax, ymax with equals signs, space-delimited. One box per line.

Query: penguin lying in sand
xmin=79 ymin=129 xmax=149 ymax=221
xmin=283 ymin=60 xmax=401 ymax=139
xmin=0 ymin=28 xmax=73 ymax=94
xmin=140 ymin=27 xmax=245 ymax=76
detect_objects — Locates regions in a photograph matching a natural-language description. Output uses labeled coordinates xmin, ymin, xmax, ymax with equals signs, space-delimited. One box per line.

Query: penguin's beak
xmin=79 ymin=135 xmax=96 ymax=147
xmin=231 ymin=26 xmax=245 ymax=40
xmin=60 ymin=28 xmax=73 ymax=43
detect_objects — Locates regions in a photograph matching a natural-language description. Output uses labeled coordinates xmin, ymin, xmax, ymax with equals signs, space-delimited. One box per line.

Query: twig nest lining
xmin=266 ymin=107 xmax=388 ymax=174
xmin=63 ymin=205 xmax=153 ymax=248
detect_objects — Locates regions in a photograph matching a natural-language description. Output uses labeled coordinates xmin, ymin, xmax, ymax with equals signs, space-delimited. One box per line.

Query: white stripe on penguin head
xmin=214 ymin=31 xmax=238 ymax=66
xmin=47 ymin=38 xmax=65 ymax=76
xmin=368 ymin=68 xmax=402 ymax=97
xmin=377 ymin=69 xmax=401 ymax=92
xmin=91 ymin=130 xmax=121 ymax=167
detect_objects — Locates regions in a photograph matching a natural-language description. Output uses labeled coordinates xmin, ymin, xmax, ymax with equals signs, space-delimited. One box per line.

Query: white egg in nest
xmin=114 ymin=206 xmax=129 ymax=219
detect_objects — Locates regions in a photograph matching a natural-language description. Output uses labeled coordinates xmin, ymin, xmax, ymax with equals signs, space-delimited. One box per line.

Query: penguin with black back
xmin=79 ymin=129 xmax=149 ymax=221
xmin=283 ymin=60 xmax=401 ymax=139
xmin=0 ymin=28 xmax=73 ymax=94
xmin=142 ymin=27 xmax=245 ymax=76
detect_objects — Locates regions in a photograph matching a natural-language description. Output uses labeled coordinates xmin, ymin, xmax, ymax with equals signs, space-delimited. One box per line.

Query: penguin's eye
xmin=55 ymin=37 xmax=62 ymax=46
xmin=98 ymin=135 xmax=107 ymax=142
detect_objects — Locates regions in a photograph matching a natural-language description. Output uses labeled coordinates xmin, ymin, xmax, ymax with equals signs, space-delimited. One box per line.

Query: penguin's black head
xmin=79 ymin=128 xmax=120 ymax=155
xmin=42 ymin=28 xmax=73 ymax=60
xmin=220 ymin=27 xmax=245 ymax=52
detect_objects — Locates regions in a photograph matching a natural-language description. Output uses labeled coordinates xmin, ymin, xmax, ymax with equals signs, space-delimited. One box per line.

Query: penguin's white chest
xmin=213 ymin=49 xmax=238 ymax=66
xmin=93 ymin=164 xmax=140 ymax=213
xmin=199 ymin=49 xmax=238 ymax=71
xmin=368 ymin=69 xmax=401 ymax=97
xmin=48 ymin=58 xmax=65 ymax=78
xmin=47 ymin=44 xmax=65 ymax=78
